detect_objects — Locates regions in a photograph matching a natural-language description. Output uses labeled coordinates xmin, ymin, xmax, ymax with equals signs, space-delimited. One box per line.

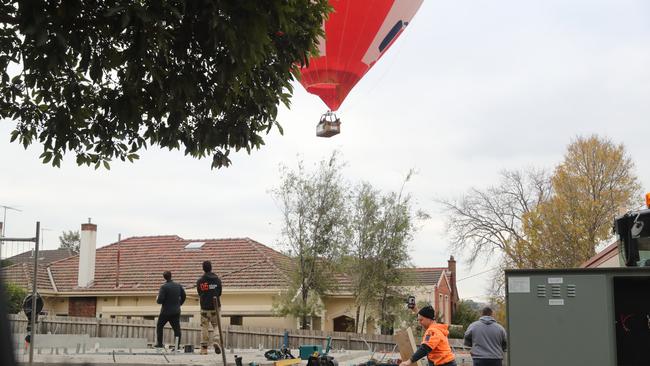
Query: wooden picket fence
xmin=8 ymin=314 xmax=396 ymax=350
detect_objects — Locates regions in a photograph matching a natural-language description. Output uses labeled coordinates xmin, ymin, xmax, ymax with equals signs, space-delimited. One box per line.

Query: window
xmin=184 ymin=242 xmax=205 ymax=250
xmin=444 ymin=295 xmax=449 ymax=324
xmin=143 ymin=316 xmax=156 ymax=321
xmin=180 ymin=315 xmax=191 ymax=323
xmin=230 ymin=316 xmax=243 ymax=326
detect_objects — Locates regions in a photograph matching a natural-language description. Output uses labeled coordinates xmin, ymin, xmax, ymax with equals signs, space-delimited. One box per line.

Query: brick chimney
xmin=447 ymin=255 xmax=457 ymax=294
xmin=447 ymin=255 xmax=458 ymax=318
xmin=78 ymin=221 xmax=97 ymax=287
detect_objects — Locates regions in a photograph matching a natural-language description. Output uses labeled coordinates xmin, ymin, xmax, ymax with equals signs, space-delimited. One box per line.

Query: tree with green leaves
xmin=344 ymin=172 xmax=428 ymax=335
xmin=0 ymin=1 xmax=330 ymax=169
xmin=345 ymin=182 xmax=381 ymax=333
xmin=273 ymin=152 xmax=349 ymax=329
xmin=452 ymin=299 xmax=480 ymax=331
xmin=5 ymin=282 xmax=27 ymax=314
xmin=58 ymin=230 xmax=80 ymax=253
xmin=373 ymin=180 xmax=426 ymax=335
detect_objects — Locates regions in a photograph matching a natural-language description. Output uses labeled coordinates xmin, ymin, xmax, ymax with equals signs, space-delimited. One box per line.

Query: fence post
xmin=346 ymin=334 xmax=351 ymax=350
xmin=95 ymin=317 xmax=101 ymax=337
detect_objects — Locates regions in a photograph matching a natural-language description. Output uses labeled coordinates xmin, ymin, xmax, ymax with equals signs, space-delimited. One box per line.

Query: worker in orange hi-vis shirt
xmin=399 ymin=305 xmax=457 ymax=366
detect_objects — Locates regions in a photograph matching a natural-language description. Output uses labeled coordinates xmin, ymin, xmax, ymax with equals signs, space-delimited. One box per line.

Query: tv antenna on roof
xmin=0 ymin=204 xmax=22 ymax=237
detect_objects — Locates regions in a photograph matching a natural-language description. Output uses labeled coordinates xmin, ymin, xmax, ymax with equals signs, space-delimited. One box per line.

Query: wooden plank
xmin=275 ymin=359 xmax=302 ymax=366
xmin=394 ymin=327 xmax=427 ymax=366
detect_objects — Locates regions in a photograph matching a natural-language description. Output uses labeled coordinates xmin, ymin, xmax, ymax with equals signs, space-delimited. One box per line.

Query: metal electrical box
xmin=506 ymin=267 xmax=650 ymax=366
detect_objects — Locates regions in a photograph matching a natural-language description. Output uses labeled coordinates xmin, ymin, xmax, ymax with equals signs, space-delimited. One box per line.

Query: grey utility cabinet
xmin=506 ymin=267 xmax=650 ymax=366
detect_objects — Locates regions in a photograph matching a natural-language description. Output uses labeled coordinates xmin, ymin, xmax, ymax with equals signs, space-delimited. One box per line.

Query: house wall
xmin=39 ymin=291 xmax=295 ymax=329
xmin=405 ymin=285 xmax=436 ymax=306
xmin=44 ymin=297 xmax=70 ymax=316
xmin=434 ymin=276 xmax=452 ymax=324
xmin=322 ymin=297 xmax=357 ymax=332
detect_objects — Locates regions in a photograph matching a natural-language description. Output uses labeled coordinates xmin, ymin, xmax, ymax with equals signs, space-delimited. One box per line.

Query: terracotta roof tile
xmin=4 ymin=248 xmax=75 ymax=266
xmin=3 ymin=235 xmax=451 ymax=295
xmin=47 ymin=236 xmax=295 ymax=293
xmin=401 ymin=267 xmax=446 ymax=286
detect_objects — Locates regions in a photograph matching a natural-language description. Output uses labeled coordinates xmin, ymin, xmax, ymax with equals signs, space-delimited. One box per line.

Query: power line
xmin=457 ymin=267 xmax=500 ymax=282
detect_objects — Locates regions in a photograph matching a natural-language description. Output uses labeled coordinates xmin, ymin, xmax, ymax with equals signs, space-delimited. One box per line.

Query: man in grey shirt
xmin=464 ymin=307 xmax=507 ymax=366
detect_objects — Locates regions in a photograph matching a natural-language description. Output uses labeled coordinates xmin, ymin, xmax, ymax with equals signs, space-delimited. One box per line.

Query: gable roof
xmin=41 ymin=236 xmax=293 ymax=293
xmin=401 ymin=267 xmax=447 ymax=287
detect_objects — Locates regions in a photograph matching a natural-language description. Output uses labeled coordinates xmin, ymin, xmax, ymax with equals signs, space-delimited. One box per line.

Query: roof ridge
xmin=46 ymin=252 xmax=80 ymax=267
xmin=196 ymin=237 xmax=250 ymax=242
xmin=247 ymin=239 xmax=292 ymax=282
xmin=121 ymin=235 xmax=186 ymax=241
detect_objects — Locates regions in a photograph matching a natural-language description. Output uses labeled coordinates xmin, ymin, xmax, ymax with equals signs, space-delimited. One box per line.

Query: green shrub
xmin=448 ymin=324 xmax=465 ymax=339
xmin=4 ymin=282 xmax=27 ymax=314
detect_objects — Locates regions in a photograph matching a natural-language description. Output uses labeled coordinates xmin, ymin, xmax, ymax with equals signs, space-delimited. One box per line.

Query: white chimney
xmin=78 ymin=221 xmax=97 ymax=287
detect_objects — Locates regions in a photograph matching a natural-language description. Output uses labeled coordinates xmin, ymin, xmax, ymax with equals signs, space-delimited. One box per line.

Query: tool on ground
xmin=264 ymin=348 xmax=295 ymax=361
xmin=213 ymin=296 xmax=228 ymax=366
xmin=306 ymin=336 xmax=338 ymax=366
xmin=266 ymin=331 xmax=296 ymax=361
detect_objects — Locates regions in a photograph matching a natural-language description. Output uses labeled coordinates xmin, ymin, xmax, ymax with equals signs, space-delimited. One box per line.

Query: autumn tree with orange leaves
xmin=440 ymin=135 xmax=642 ymax=277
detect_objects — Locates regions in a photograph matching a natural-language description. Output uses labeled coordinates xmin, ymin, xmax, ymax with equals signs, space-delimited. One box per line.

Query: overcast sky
xmin=1 ymin=0 xmax=649 ymax=302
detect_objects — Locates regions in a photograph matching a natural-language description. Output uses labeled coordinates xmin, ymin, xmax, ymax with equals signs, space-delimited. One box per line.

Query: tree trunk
xmin=360 ymin=303 xmax=368 ymax=334
xmin=355 ymin=305 xmax=361 ymax=333
xmin=301 ymin=286 xmax=309 ymax=329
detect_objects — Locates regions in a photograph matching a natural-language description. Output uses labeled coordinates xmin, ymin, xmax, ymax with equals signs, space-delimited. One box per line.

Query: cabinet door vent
xmin=567 ymin=284 xmax=576 ymax=297
xmin=551 ymin=284 xmax=562 ymax=297
xmin=536 ymin=285 xmax=547 ymax=297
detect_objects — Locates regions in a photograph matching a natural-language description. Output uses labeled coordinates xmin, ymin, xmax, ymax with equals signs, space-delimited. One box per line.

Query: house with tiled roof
xmin=2 ymin=223 xmax=459 ymax=333
xmin=401 ymin=259 xmax=458 ymax=324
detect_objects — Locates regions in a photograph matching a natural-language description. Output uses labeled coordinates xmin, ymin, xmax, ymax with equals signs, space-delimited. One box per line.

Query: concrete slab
xmin=14 ymin=348 xmax=385 ymax=366
xmin=88 ymin=337 xmax=147 ymax=349
xmin=13 ymin=334 xmax=91 ymax=348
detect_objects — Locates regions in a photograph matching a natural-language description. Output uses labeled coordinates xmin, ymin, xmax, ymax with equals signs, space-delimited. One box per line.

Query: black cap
xmin=418 ymin=305 xmax=435 ymax=320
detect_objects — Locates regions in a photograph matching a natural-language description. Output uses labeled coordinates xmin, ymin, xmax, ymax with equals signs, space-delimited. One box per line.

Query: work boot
xmin=200 ymin=346 xmax=208 ymax=355
xmin=214 ymin=344 xmax=222 ymax=354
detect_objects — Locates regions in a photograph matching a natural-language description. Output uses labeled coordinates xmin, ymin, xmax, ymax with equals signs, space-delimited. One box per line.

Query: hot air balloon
xmin=299 ymin=0 xmax=423 ymax=137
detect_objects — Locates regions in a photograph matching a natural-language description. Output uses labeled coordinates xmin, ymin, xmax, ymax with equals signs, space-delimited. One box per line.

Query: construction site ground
xmin=14 ymin=348 xmax=476 ymax=366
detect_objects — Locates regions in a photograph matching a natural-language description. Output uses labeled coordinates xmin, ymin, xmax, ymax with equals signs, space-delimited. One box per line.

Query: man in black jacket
xmin=156 ymin=271 xmax=186 ymax=349
xmin=196 ymin=260 xmax=223 ymax=355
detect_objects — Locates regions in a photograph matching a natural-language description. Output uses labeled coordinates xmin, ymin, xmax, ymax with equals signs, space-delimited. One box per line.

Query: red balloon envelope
xmin=299 ymin=0 xmax=423 ymax=111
